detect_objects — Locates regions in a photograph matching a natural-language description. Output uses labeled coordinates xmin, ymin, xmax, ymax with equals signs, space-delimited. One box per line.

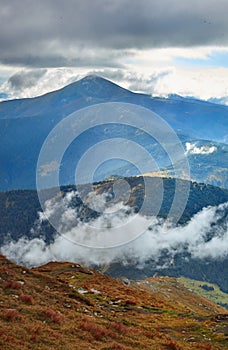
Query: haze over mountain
xmin=0 ymin=75 xmax=227 ymax=191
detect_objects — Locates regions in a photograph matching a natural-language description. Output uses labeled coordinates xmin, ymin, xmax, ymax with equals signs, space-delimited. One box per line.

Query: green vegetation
xmin=178 ymin=277 xmax=228 ymax=309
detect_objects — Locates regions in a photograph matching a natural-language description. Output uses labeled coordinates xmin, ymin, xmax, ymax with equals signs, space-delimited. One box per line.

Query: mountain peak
xmin=79 ymin=74 xmax=104 ymax=81
xmin=65 ymin=74 xmax=133 ymax=99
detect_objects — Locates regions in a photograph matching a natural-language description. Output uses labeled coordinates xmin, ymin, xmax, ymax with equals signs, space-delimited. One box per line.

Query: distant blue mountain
xmin=144 ymin=140 xmax=228 ymax=189
xmin=0 ymin=93 xmax=8 ymax=100
xmin=0 ymin=75 xmax=227 ymax=190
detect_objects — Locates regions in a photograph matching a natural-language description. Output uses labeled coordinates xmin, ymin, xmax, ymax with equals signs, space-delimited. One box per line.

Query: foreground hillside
xmin=0 ymin=254 xmax=228 ymax=350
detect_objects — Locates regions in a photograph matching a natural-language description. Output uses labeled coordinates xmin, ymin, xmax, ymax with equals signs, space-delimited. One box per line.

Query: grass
xmin=0 ymin=254 xmax=228 ymax=350
xmin=178 ymin=277 xmax=228 ymax=308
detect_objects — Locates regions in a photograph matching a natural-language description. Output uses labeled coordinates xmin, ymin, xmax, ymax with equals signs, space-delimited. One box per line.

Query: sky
xmin=0 ymin=0 xmax=228 ymax=103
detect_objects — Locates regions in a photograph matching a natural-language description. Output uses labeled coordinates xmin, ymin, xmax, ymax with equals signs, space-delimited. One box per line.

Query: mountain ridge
xmin=2 ymin=75 xmax=228 ymax=111
xmin=0 ymin=75 xmax=134 ymax=120
xmin=0 ymin=75 xmax=227 ymax=191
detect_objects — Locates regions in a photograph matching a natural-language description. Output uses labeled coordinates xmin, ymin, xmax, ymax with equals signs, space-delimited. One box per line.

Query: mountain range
xmin=0 ymin=75 xmax=228 ymax=300
xmin=0 ymin=75 xmax=227 ymax=190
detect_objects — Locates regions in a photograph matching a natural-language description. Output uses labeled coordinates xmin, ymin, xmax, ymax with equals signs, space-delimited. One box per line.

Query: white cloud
xmin=40 ymin=160 xmax=59 ymax=177
xmin=1 ymin=190 xmax=227 ymax=267
xmin=185 ymin=142 xmax=217 ymax=155
xmin=0 ymin=68 xmax=84 ymax=100
xmin=1 ymin=46 xmax=228 ymax=102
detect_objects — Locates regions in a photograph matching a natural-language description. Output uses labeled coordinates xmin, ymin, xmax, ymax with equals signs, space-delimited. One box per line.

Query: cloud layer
xmin=185 ymin=142 xmax=217 ymax=155
xmin=1 ymin=1 xmax=228 ymax=104
xmin=1 ymin=191 xmax=227 ymax=267
xmin=1 ymin=0 xmax=228 ymax=68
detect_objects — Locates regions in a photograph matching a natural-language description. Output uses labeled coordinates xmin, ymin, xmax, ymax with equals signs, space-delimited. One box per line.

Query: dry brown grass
xmin=0 ymin=254 xmax=227 ymax=350
xmin=19 ymin=294 xmax=34 ymax=304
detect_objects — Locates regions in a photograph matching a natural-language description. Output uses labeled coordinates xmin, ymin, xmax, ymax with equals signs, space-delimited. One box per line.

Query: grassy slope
xmin=0 ymin=254 xmax=228 ymax=350
xmin=178 ymin=278 xmax=228 ymax=309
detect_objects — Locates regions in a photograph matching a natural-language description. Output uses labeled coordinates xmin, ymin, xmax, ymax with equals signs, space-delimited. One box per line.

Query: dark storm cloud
xmin=127 ymin=69 xmax=174 ymax=93
xmin=1 ymin=54 xmax=125 ymax=69
xmin=85 ymin=68 xmax=174 ymax=93
xmin=0 ymin=0 xmax=228 ymax=67
xmin=8 ymin=69 xmax=47 ymax=91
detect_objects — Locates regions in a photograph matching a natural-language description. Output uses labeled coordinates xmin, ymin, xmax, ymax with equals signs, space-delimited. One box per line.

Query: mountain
xmin=0 ymin=75 xmax=134 ymax=120
xmin=0 ymin=176 xmax=227 ymax=245
xmin=0 ymin=75 xmax=227 ymax=142
xmin=145 ymin=140 xmax=228 ymax=189
xmin=0 ymin=75 xmax=227 ymax=190
xmin=1 ymin=254 xmax=228 ymax=350
xmin=0 ymin=176 xmax=228 ymax=293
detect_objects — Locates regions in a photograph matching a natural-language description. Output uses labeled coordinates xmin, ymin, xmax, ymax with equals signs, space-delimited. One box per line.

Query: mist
xmin=1 ymin=190 xmax=227 ymax=268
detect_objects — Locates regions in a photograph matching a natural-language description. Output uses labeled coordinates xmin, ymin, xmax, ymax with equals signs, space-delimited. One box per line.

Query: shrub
xmin=125 ymin=299 xmax=137 ymax=306
xmin=19 ymin=294 xmax=34 ymax=304
xmin=3 ymin=281 xmax=22 ymax=290
xmin=30 ymin=326 xmax=41 ymax=341
xmin=79 ymin=319 xmax=109 ymax=340
xmin=1 ymin=266 xmax=15 ymax=275
xmin=141 ymin=329 xmax=155 ymax=339
xmin=3 ymin=308 xmax=19 ymax=321
xmin=195 ymin=344 xmax=212 ymax=350
xmin=110 ymin=322 xmax=127 ymax=334
xmin=165 ymin=340 xmax=180 ymax=350
xmin=43 ymin=308 xmax=63 ymax=324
